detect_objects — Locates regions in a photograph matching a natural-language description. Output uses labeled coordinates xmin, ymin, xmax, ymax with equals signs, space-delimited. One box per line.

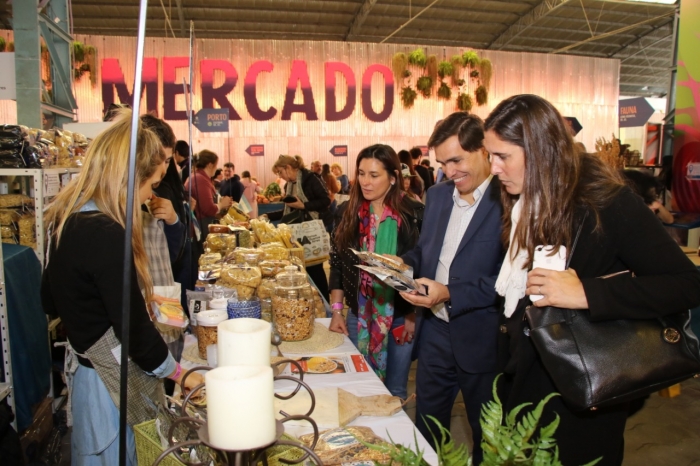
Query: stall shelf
xmin=0 ymin=240 xmax=14 ymax=429
xmin=0 ymin=167 xmax=81 ymax=267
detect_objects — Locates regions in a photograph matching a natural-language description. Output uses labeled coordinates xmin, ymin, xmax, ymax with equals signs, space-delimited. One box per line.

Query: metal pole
xmin=119 ymin=0 xmax=149 ymax=463
xmin=186 ymin=21 xmax=194 ymax=227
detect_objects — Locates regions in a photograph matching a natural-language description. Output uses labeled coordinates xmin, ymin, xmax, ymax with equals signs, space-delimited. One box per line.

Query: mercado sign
xmin=101 ymin=58 xmax=395 ymax=123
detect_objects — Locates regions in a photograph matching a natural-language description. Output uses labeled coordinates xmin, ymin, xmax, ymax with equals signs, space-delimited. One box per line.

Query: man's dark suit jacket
xmin=402 ymin=177 xmax=504 ymax=373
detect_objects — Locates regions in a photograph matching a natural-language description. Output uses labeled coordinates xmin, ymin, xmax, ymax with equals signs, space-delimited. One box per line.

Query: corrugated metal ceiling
xmin=0 ymin=0 xmax=676 ymax=97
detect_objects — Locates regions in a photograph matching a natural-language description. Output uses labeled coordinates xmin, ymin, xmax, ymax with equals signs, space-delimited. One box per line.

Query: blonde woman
xmin=331 ymin=162 xmax=349 ymax=194
xmin=42 ymin=110 xmax=202 ymax=465
xmin=270 ymin=154 xmax=331 ymax=299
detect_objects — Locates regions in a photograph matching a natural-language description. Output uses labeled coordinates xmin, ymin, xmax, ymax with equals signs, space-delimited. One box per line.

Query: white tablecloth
xmin=181 ymin=318 xmax=438 ymax=465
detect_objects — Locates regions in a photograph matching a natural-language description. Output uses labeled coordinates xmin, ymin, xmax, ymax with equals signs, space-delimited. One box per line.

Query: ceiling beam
xmin=174 ymin=0 xmax=186 ymax=37
xmin=488 ymin=0 xmax=571 ymax=50
xmin=608 ymin=18 xmax=674 ymax=58
xmin=550 ymin=10 xmax=674 ymax=53
xmin=380 ymin=0 xmax=442 ymax=44
xmin=344 ymin=0 xmax=379 ymax=41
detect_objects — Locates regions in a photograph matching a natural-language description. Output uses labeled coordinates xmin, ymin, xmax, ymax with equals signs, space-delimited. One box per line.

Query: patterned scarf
xmin=357 ymin=200 xmax=401 ymax=380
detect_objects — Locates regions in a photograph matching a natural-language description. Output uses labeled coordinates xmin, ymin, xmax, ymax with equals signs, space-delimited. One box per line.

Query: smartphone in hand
xmin=391 ymin=325 xmax=405 ymax=344
xmin=530 ymin=245 xmax=567 ymax=301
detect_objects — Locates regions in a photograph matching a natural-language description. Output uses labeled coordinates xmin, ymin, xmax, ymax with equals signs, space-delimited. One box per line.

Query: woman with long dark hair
xmin=329 ymin=144 xmax=424 ymax=398
xmin=484 ymin=94 xmax=700 ymax=466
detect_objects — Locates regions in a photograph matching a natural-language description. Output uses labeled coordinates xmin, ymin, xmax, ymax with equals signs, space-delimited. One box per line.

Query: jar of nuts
xmin=272 ymin=266 xmax=315 ymax=341
xmin=195 ymin=310 xmax=228 ymax=359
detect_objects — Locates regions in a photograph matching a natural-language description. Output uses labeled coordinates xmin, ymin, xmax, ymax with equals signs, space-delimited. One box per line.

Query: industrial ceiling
xmin=0 ymin=0 xmax=677 ymax=98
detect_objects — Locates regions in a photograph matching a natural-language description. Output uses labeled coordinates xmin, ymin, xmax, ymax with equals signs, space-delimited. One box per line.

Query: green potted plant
xmin=416 ymin=76 xmax=433 ymax=98
xmin=361 ymin=375 xmax=601 ymax=466
xmin=475 ymin=85 xmax=488 ymax=106
xmin=401 ymin=86 xmax=418 ymax=109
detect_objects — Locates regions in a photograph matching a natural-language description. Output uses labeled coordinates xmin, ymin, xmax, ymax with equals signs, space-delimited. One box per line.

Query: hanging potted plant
xmin=437 ymin=82 xmax=452 ymax=100
xmin=462 ymin=50 xmax=481 ymax=68
xmin=457 ymin=92 xmax=473 ymax=112
xmin=475 ymin=85 xmax=489 ymax=106
xmin=450 ymin=54 xmax=463 ymax=87
xmin=407 ymin=48 xmax=427 ymax=68
xmin=416 ymin=76 xmax=433 ymax=98
xmin=392 ymin=52 xmax=408 ymax=83
xmin=0 ymin=37 xmax=6 ymax=52
xmin=437 ymin=61 xmax=453 ymax=81
xmin=401 ymin=86 xmax=418 ymax=109
xmin=480 ymin=58 xmax=493 ymax=91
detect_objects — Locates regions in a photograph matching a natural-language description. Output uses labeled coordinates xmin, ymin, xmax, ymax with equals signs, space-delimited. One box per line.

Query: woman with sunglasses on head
xmin=270 ymin=154 xmax=332 ymax=300
xmin=328 ymin=144 xmax=424 ymax=398
xmin=485 ymin=94 xmax=700 ymax=466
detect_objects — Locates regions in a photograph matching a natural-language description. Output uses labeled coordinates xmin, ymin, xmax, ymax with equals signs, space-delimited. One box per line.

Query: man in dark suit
xmin=399 ymin=112 xmax=504 ymax=464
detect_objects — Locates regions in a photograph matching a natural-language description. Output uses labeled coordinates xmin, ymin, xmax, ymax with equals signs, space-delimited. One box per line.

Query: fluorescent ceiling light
xmin=620 ymin=0 xmax=677 ymax=4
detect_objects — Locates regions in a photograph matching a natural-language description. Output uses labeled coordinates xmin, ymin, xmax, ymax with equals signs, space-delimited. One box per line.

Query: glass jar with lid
xmin=272 ymin=266 xmax=315 ymax=341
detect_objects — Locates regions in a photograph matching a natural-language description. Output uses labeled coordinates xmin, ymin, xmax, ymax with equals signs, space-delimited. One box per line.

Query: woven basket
xmin=134 ymin=419 xmax=185 ymax=466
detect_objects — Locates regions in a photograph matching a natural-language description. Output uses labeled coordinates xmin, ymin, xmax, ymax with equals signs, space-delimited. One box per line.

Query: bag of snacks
xmin=258 ymin=259 xmax=291 ymax=277
xmin=259 ymin=242 xmax=290 ymax=261
xmin=298 ymin=426 xmax=392 ymax=465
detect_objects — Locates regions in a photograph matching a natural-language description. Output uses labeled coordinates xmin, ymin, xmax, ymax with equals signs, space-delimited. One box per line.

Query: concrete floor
xmin=404 ymin=361 xmax=700 ymax=465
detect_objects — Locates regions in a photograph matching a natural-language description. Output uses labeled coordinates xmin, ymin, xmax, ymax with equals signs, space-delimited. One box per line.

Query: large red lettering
xmin=281 ymin=60 xmax=318 ymax=121
xmin=100 ymin=58 xmax=158 ymax=116
xmin=163 ymin=57 xmax=190 ymax=121
xmin=244 ymin=60 xmax=277 ymax=121
xmin=200 ymin=60 xmax=241 ymax=120
xmin=325 ymin=62 xmax=356 ymax=122
xmin=361 ymin=65 xmax=393 ymax=123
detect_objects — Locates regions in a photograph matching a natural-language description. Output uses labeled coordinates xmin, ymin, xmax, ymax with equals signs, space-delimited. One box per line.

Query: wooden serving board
xmin=338 ymin=388 xmax=402 ymax=426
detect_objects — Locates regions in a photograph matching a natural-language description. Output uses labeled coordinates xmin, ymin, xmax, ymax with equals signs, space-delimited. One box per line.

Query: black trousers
xmin=415 ymin=316 xmax=496 ymax=465
xmin=306 ymin=263 xmax=329 ymax=302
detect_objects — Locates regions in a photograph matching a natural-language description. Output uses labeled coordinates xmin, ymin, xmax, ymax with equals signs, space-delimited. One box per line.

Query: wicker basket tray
xmin=134 ymin=419 xmax=185 ymax=466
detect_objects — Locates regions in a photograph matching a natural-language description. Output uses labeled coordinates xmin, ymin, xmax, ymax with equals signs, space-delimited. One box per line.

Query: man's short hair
xmin=223 ymin=162 xmax=234 ymax=169
xmin=174 ymin=140 xmax=190 ymax=159
xmin=428 ymin=112 xmax=485 ymax=152
xmin=409 ymin=147 xmax=423 ymax=161
xmin=140 ymin=114 xmax=176 ymax=148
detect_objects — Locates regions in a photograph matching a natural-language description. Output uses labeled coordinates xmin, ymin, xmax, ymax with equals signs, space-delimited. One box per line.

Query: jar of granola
xmin=196 ymin=310 xmax=228 ymax=359
xmin=272 ymin=266 xmax=314 ymax=341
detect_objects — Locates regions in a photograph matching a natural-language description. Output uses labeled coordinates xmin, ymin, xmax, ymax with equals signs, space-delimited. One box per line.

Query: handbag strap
xmin=565 ymin=210 xmax=589 ymax=269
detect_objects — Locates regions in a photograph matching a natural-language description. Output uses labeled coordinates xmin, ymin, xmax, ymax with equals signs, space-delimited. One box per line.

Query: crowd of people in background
xmin=39 ymin=98 xmax=700 ymax=466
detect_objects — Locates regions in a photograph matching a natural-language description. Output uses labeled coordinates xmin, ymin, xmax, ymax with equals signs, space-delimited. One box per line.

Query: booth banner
xmin=619 ymin=97 xmax=654 ymax=128
xmin=673 ymin=0 xmax=700 ymax=213
xmin=0 ymin=31 xmax=620 ymax=188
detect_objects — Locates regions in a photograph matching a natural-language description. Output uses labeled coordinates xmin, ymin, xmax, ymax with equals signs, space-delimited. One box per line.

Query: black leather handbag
xmin=525 ymin=213 xmax=700 ymax=411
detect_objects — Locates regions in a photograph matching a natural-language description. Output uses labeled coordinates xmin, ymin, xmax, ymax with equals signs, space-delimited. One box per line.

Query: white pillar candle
xmin=217 ymin=318 xmax=271 ymax=367
xmin=205 ymin=365 xmax=277 ymax=450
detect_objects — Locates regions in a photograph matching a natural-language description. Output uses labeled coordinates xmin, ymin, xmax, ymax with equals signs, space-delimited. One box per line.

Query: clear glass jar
xmin=272 ymin=266 xmax=314 ymax=341
xmin=196 ymin=310 xmax=228 ymax=359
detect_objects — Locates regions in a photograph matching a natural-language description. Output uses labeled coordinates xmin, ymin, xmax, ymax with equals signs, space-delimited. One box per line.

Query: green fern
xmin=401 ymin=86 xmax=418 ymax=109
xmin=408 ymin=48 xmax=428 ymax=68
xmin=438 ymin=60 xmax=454 ymax=80
xmin=360 ymin=375 xmax=601 ymax=466
xmin=416 ymin=76 xmax=433 ymax=97
xmin=462 ymin=50 xmax=481 ymax=68
xmin=437 ymin=82 xmax=452 ymax=100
